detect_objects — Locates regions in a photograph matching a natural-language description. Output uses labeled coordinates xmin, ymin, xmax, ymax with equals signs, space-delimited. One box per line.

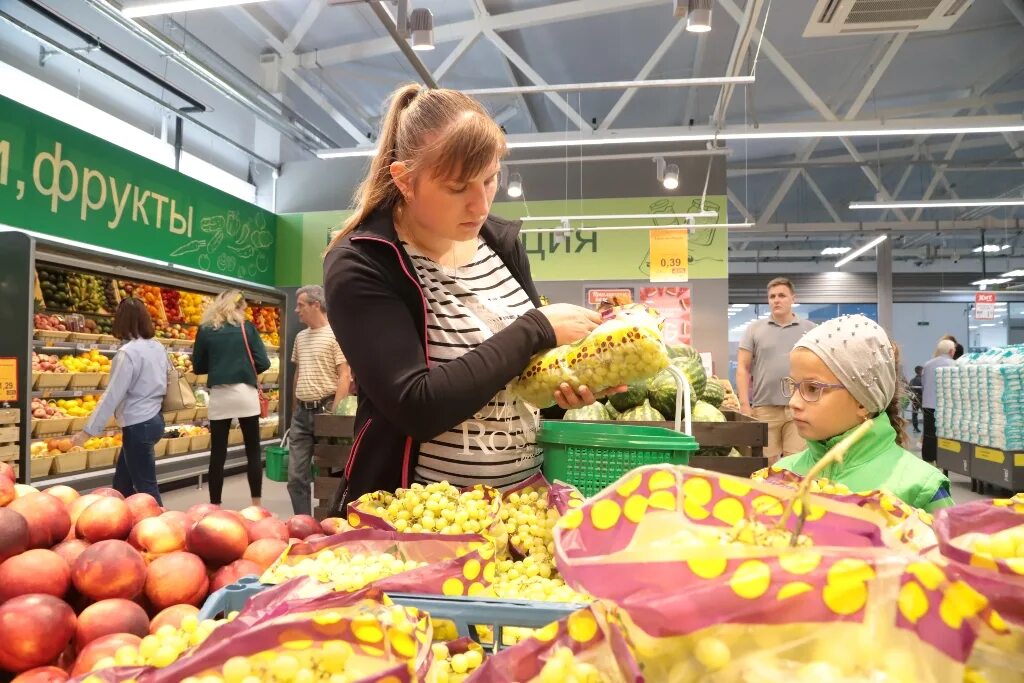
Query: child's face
xmin=788 ymin=348 xmax=869 ymax=442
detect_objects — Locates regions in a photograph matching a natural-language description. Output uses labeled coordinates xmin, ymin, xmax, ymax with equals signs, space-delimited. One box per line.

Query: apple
xmin=0 ymin=594 xmax=76 ymax=673
xmin=71 ymin=540 xmax=147 ymax=602
xmin=144 ymin=551 xmax=209 ymax=611
xmin=0 ymin=508 xmax=30 ymax=564
xmin=7 ymin=493 xmax=71 ymax=549
xmin=124 ymin=493 xmax=161 ymax=526
xmin=0 ymin=549 xmax=71 ymax=604
xmin=186 ymin=511 xmax=248 ymax=566
xmin=74 ymin=598 xmax=149 ymax=651
xmin=242 ymin=538 xmax=288 ymax=573
xmin=75 ymin=497 xmax=133 ymax=543
xmin=287 ymin=515 xmax=321 ymax=540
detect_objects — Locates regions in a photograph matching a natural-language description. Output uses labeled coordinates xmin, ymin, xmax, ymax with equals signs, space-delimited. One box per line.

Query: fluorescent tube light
xmin=972 ymin=244 xmax=1010 ymax=253
xmin=851 ymin=199 xmax=1024 ymax=210
xmin=834 ymin=235 xmax=888 ymax=268
xmin=972 ymin=278 xmax=1012 ymax=287
xmin=460 ymin=75 xmax=752 ymax=96
xmin=122 ymin=0 xmax=270 ymax=18
xmin=821 ymin=247 xmax=851 ymax=256
xmin=1002 ymin=270 xmax=1024 ymax=277
xmin=519 ymin=213 xmax=717 ymax=222
xmin=519 ymin=223 xmax=755 ymax=234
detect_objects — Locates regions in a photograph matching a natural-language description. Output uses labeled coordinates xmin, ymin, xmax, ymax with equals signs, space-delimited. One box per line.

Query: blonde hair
xmin=327 ymin=84 xmax=507 ymax=249
xmin=201 ymin=290 xmax=246 ymax=329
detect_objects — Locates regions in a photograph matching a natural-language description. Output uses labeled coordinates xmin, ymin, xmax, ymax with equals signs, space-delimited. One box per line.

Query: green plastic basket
xmin=265 ymin=445 xmax=289 ymax=483
xmin=539 ymin=421 xmax=698 ymax=496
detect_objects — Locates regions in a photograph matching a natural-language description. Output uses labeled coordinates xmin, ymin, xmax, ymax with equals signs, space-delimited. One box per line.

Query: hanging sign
xmin=0 ymin=358 xmax=17 ymax=402
xmin=975 ymin=292 xmax=996 ymax=320
xmin=648 ymin=229 xmax=689 ymax=282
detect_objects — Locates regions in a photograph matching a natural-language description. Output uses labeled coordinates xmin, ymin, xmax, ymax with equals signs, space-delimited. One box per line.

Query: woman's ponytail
xmin=886 ymin=341 xmax=908 ymax=447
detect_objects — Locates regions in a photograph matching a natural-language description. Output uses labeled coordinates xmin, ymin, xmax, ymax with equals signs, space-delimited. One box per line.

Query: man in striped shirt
xmin=288 ymin=285 xmax=350 ymax=515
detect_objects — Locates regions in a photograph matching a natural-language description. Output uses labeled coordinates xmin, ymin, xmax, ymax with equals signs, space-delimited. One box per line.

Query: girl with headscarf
xmin=776 ymin=314 xmax=953 ymax=512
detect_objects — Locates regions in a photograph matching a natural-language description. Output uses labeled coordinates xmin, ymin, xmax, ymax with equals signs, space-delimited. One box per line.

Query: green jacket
xmin=192 ymin=321 xmax=271 ymax=388
xmin=776 ymin=415 xmax=954 ymax=513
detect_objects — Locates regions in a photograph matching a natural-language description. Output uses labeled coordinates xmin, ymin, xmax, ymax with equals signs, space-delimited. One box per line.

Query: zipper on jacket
xmin=344 ymin=418 xmax=374 ymax=480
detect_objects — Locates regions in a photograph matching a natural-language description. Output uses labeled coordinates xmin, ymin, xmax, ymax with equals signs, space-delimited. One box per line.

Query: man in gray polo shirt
xmin=737 ymin=277 xmax=817 ymax=463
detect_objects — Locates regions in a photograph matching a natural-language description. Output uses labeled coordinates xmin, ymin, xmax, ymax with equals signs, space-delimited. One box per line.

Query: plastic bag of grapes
xmin=467 ymin=603 xmax=642 ymax=683
xmin=139 ymin=585 xmax=432 ymax=683
xmin=753 ymin=466 xmax=939 ymax=552
xmin=932 ymin=497 xmax=1024 ymax=682
xmin=348 ymin=481 xmax=508 ymax=556
xmin=261 ymin=528 xmax=498 ymax=599
xmin=550 ymin=464 xmax=1003 ymax=683
xmin=509 ymin=306 xmax=670 ymax=408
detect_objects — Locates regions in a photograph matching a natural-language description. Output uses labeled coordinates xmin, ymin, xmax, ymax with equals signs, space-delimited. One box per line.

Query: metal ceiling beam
xmin=599 ymin=20 xmax=688 ymax=131
xmin=294 ymin=0 xmax=664 ymax=69
xmin=734 ymin=218 xmax=1023 ymax=234
xmin=727 ymin=189 xmax=755 ymax=224
xmin=684 ymin=32 xmax=708 ymax=125
xmin=712 ymin=0 xmax=763 ymax=128
xmin=484 ymin=28 xmax=589 ymax=131
xmin=462 ymin=0 xmax=535 ymax=132
xmin=877 ymin=89 xmax=1024 ymax=119
xmin=911 ymin=135 xmax=971 ymax=222
xmin=283 ymin=0 xmax=327 ymax=53
xmin=433 ymin=29 xmax=480 ymax=82
xmin=801 ymin=170 xmax=842 ymax=223
xmin=1002 ymin=0 xmax=1024 ymax=28
xmin=365 ymin=0 xmax=437 ymax=87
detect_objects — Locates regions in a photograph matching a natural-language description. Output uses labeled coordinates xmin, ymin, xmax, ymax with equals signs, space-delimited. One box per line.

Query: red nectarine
xmin=0 ymin=594 xmax=76 ymax=673
xmin=71 ymin=540 xmax=147 ymax=601
xmin=0 ymin=549 xmax=70 ymax=603
xmin=74 ymin=598 xmax=150 ymax=650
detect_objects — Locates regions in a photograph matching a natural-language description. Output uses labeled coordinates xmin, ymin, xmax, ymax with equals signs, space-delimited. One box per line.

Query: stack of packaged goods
xmin=937 ymin=346 xmax=1024 ymax=449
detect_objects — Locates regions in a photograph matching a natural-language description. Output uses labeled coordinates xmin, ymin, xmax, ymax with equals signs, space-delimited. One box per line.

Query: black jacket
xmin=323 ymin=207 xmax=556 ymax=506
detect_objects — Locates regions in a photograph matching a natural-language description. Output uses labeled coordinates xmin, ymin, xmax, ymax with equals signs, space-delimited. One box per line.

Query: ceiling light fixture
xmin=834 ymin=235 xmax=888 ymax=269
xmin=519 ymin=212 xmax=717 ymax=222
xmin=507 ymin=172 xmax=523 ymax=199
xmin=316 ymin=118 xmax=1024 ymax=159
xmin=821 ymin=247 xmax=851 ymax=256
xmin=850 ymin=198 xmax=1024 ymax=210
xmin=121 ymin=0 xmax=269 ymax=18
xmin=687 ymin=0 xmax=712 ymax=32
xmin=408 ymin=7 xmax=435 ymax=51
xmin=654 ymin=157 xmax=680 ymax=190
xmin=1002 ymin=270 xmax=1024 ymax=277
xmin=460 ymin=75 xmax=752 ymax=96
xmin=972 ymin=244 xmax=1010 ymax=253
xmin=519 ymin=223 xmax=755 ymax=234
xmin=973 ymin=278 xmax=1012 ymax=289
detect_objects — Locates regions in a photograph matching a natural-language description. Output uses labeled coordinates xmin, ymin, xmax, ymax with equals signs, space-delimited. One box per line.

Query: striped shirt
xmin=291 ymin=326 xmax=345 ymax=401
xmin=404 ymin=238 xmax=541 ymax=489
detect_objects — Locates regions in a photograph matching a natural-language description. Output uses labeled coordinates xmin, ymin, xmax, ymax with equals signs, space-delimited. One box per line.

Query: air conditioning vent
xmin=804 ymin=0 xmax=975 ymax=36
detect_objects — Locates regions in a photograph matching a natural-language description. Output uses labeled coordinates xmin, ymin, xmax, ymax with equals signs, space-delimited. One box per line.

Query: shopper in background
xmin=942 ymin=334 xmax=965 ymax=360
xmin=71 ymin=298 xmax=168 ymax=502
xmin=287 ymin=285 xmax=350 ymax=516
xmin=193 ymin=290 xmax=271 ymax=506
xmin=736 ymin=277 xmax=817 ymax=463
xmin=921 ymin=338 xmax=957 ymax=463
xmin=909 ymin=365 xmax=923 ymax=433
xmin=324 ymin=84 xmax=617 ymax=506
xmin=777 ymin=315 xmax=953 ymax=512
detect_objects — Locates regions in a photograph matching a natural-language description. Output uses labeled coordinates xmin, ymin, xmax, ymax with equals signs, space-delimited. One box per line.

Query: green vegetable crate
xmin=539 ymin=366 xmax=698 ymax=495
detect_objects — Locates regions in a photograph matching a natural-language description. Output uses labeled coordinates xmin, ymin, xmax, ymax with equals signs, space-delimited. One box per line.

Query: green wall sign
xmin=0 ymin=95 xmax=276 ymax=286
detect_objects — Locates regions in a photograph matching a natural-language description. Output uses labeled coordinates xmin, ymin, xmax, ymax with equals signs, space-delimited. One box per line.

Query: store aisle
xmin=160 ymin=474 xmax=295 ymax=518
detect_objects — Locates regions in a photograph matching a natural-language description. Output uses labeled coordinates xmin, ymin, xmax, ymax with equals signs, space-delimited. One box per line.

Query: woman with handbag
xmin=193 ymin=290 xmax=271 ymax=506
xmin=71 ymin=298 xmax=169 ymax=502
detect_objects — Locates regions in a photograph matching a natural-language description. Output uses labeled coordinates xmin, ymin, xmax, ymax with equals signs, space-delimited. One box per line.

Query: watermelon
xmin=695 ymin=447 xmax=729 ymax=457
xmin=672 ymin=355 xmax=707 ymax=399
xmin=692 ymin=400 xmax=726 ymax=423
xmin=604 ymin=400 xmax=621 ymax=420
xmin=608 ymin=381 xmax=648 ymax=412
xmin=702 ymin=380 xmax=726 ymax=409
xmin=618 ymin=400 xmax=666 ymax=422
xmin=564 ymin=403 xmax=611 ymax=421
xmin=647 ymin=355 xmax=707 ymax=418
xmin=667 ymin=343 xmax=698 ymax=360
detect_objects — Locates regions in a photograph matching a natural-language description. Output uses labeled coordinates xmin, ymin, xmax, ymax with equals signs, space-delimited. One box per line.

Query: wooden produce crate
xmin=194 ymin=406 xmax=208 ymax=420
xmin=31 ymin=418 xmax=73 ymax=438
xmin=0 ymin=409 xmax=19 ymax=426
xmin=98 ymin=373 xmax=110 ymax=389
xmin=311 ymin=414 xmax=356 ymax=520
xmin=165 ymin=436 xmax=191 ymax=456
xmin=69 ymin=332 xmax=102 ymax=344
xmin=0 ymin=410 xmax=18 ymax=464
xmin=172 ymin=340 xmax=194 ymax=350
xmin=87 ymin=447 xmax=118 ymax=469
xmin=35 ymin=373 xmax=72 ymax=391
xmin=161 ymin=412 xmax=177 ymax=426
xmin=157 ymin=338 xmax=175 ymax=348
xmin=259 ymin=423 xmax=277 ymax=440
xmin=98 ymin=334 xmax=118 ymax=345
xmin=227 ymin=428 xmax=243 ymax=446
xmin=0 ymin=444 xmax=18 ymax=463
xmin=184 ymin=372 xmax=198 ymax=386
xmin=68 ymin=373 xmax=103 ymax=389
xmin=153 ymin=439 xmax=168 ymax=459
xmin=971 ymin=444 xmax=1024 ymax=492
xmin=34 ymin=330 xmax=70 ymax=343
xmin=31 ymin=456 xmax=55 ymax=478
xmin=195 ymin=374 xmax=208 ymax=386
xmin=53 ymin=451 xmax=88 ymax=474
xmin=69 ymin=417 xmax=89 ymax=432
xmin=175 ymin=408 xmax=198 ymax=423
xmin=260 ymin=370 xmax=279 ymax=384
xmin=190 ymin=433 xmax=211 ymax=451
xmin=937 ymin=437 xmax=972 ymax=479
xmin=267 ymin=399 xmax=279 ymax=414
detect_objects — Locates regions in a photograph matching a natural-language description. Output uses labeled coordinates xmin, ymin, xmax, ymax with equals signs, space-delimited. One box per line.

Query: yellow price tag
xmin=0 ymin=358 xmax=16 ymax=402
xmin=648 ymin=229 xmax=688 ymax=283
xmin=937 ymin=438 xmax=961 ymax=454
xmin=975 ymin=447 xmax=1005 ymax=464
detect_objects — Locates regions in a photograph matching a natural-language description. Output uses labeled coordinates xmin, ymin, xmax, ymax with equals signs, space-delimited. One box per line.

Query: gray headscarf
xmin=794 ymin=314 xmax=897 ymax=415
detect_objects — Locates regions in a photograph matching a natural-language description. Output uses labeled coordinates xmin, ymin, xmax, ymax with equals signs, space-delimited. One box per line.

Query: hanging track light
xmin=408 ymin=7 xmax=434 ymax=51
xmin=687 ymin=0 xmax=713 ymax=32
xmin=507 ymin=172 xmax=523 ymax=199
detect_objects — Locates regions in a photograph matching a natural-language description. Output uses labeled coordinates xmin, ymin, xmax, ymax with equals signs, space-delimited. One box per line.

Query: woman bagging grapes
xmin=324 ymin=85 xmax=623 ymax=506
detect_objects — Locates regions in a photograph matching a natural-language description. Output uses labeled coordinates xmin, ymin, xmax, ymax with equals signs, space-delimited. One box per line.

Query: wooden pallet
xmin=311 ymin=414 xmax=356 ymax=521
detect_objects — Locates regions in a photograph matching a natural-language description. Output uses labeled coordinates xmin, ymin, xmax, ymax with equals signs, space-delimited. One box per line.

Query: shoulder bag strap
xmin=240 ymin=322 xmax=261 ymax=385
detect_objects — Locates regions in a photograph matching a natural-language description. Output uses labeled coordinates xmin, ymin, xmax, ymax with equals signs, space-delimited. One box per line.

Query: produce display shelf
xmin=30 ymin=439 xmax=276 ymax=490
xmin=33 ymin=340 xmax=120 ymax=353
xmin=33 ymin=388 xmax=107 ymax=399
xmin=199 ymin=579 xmax=583 ymax=650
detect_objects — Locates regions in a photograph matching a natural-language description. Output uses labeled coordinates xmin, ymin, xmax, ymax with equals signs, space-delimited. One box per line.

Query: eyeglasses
xmin=781 ymin=377 xmax=846 ymax=403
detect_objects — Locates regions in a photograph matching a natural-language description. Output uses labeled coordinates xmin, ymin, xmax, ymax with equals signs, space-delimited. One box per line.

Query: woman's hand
xmin=554 ymin=383 xmax=628 ymax=410
xmin=70 ymin=431 xmax=89 ymax=449
xmin=538 ymin=304 xmax=602 ymax=346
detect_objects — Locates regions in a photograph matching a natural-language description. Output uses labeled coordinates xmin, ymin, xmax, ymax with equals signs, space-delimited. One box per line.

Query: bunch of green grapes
xmin=85 ymin=612 xmax=233 ymax=674
xmin=808 ymin=479 xmax=852 ymax=495
xmin=570 ymin=323 xmax=669 ymax=392
xmin=969 ymin=524 xmax=1024 ymax=560
xmin=264 ymin=548 xmax=426 ymax=591
xmin=535 ymin=646 xmax=608 ymax=683
xmin=722 ymin=519 xmax=812 ymax=549
xmin=500 ymin=486 xmax=559 ymax=558
xmin=370 ymin=482 xmax=494 ymax=535
xmin=429 ymin=642 xmax=485 ymax=683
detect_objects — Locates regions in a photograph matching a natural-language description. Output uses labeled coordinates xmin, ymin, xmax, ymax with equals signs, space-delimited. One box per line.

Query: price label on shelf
xmin=0 ymin=358 xmax=17 ymax=402
xmin=648 ymin=229 xmax=689 ymax=283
